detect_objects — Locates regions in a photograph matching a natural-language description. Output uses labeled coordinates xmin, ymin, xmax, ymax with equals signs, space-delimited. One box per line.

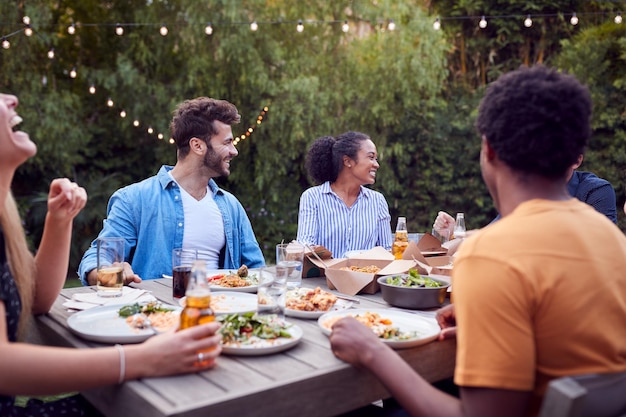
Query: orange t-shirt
xmin=453 ymin=199 xmax=626 ymax=416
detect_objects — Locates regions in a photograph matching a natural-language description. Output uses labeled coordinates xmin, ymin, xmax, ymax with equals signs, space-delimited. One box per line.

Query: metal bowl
xmin=377 ymin=274 xmax=450 ymax=309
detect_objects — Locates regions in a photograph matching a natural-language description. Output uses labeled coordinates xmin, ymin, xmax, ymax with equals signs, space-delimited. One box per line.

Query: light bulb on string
xmin=169 ymin=138 xmax=175 ymax=144
xmin=342 ymin=20 xmax=349 ymax=32
xmin=47 ymin=48 xmax=55 ymax=59
xmin=147 ymin=126 xmax=154 ymax=134
xmin=120 ymin=110 xmax=127 ymax=118
xmin=24 ymin=25 xmax=33 ymax=36
xmin=524 ymin=15 xmax=533 ymax=27
xmin=2 ymin=38 xmax=10 ymax=49
xmin=115 ymin=24 xmax=124 ymax=36
xmin=615 ymin=13 xmax=622 ymax=24
xmin=479 ymin=16 xmax=487 ymax=29
xmin=157 ymin=133 xmax=164 ymax=140
xmin=264 ymin=106 xmax=269 ymax=111
xmin=433 ymin=18 xmax=441 ymax=30
xmin=296 ymin=19 xmax=304 ymax=32
xmin=160 ymin=24 xmax=168 ymax=36
xmin=106 ymin=98 xmax=114 ymax=107
xmin=133 ymin=120 xmax=140 ymax=127
xmin=68 ymin=23 xmax=76 ymax=35
xmin=205 ymin=22 xmax=213 ymax=35
xmin=88 ymin=84 xmax=96 ymax=94
xmin=570 ymin=13 xmax=578 ymax=25
xmin=69 ymin=67 xmax=77 ymax=78
xmin=250 ymin=21 xmax=258 ymax=31
xmin=22 ymin=16 xmax=31 ymax=25
xmin=388 ymin=19 xmax=396 ymax=31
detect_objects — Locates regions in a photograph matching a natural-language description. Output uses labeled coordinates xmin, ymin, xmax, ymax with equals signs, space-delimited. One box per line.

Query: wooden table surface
xmin=35 ymin=276 xmax=456 ymax=417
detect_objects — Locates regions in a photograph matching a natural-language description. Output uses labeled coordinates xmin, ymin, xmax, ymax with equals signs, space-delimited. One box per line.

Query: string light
xmin=22 ymin=16 xmax=31 ymax=25
xmin=147 ymin=126 xmax=154 ymax=134
xmin=388 ymin=19 xmax=396 ymax=31
xmin=47 ymin=48 xmax=55 ymax=59
xmin=250 ymin=21 xmax=258 ymax=31
xmin=205 ymin=22 xmax=213 ymax=35
xmin=570 ymin=13 xmax=579 ymax=26
xmin=67 ymin=23 xmax=76 ymax=35
xmin=342 ymin=20 xmax=349 ymax=32
xmin=69 ymin=67 xmax=77 ymax=78
xmin=1 ymin=38 xmax=10 ymax=49
xmin=119 ymin=110 xmax=127 ymax=118
xmin=159 ymin=24 xmax=168 ymax=36
xmin=89 ymin=84 xmax=96 ymax=94
xmin=115 ymin=24 xmax=124 ymax=36
xmin=157 ymin=133 xmax=164 ymax=140
xmin=106 ymin=97 xmax=114 ymax=107
xmin=616 ymin=12 xmax=623 ymax=24
xmin=524 ymin=15 xmax=533 ymax=28
xmin=296 ymin=19 xmax=304 ymax=33
xmin=433 ymin=18 xmax=441 ymax=30
xmin=169 ymin=138 xmax=175 ymax=144
xmin=24 ymin=25 xmax=33 ymax=37
xmin=479 ymin=16 xmax=487 ymax=29
xmin=133 ymin=119 xmax=140 ymax=127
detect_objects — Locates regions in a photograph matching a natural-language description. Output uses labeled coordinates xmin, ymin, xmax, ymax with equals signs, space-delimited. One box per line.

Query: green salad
xmin=117 ymin=302 xmax=174 ymax=318
xmin=218 ymin=312 xmax=292 ymax=344
xmin=386 ymin=269 xmax=443 ymax=288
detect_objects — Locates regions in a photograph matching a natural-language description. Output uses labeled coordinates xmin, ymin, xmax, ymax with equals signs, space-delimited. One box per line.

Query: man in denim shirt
xmin=78 ymin=97 xmax=265 ymax=285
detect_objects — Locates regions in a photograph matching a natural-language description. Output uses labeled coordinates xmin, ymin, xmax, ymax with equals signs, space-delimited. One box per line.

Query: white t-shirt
xmin=173 ymin=176 xmax=225 ymax=269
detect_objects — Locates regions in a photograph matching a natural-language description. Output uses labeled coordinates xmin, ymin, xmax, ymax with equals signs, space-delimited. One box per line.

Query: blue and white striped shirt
xmin=296 ymin=181 xmax=393 ymax=258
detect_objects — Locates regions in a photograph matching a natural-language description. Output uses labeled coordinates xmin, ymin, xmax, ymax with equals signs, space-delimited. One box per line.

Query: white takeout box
xmin=324 ymin=246 xmax=416 ymax=295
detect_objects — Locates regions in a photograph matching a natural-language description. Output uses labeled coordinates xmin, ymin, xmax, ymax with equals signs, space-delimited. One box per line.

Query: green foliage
xmin=1 ymin=0 xmax=624 ymax=278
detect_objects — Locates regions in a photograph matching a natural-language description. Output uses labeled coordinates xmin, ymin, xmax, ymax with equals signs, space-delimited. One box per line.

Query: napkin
xmin=63 ymin=287 xmax=157 ymax=311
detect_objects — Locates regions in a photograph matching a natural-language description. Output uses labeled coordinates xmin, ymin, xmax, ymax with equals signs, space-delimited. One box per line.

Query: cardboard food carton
xmin=403 ymin=241 xmax=453 ymax=276
xmin=416 ymin=233 xmax=448 ymax=256
xmin=302 ymin=245 xmax=342 ymax=278
xmin=325 ymin=247 xmax=416 ymax=295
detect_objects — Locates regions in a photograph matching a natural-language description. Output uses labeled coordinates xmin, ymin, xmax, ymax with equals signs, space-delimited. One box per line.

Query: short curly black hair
xmin=305 ymin=131 xmax=371 ymax=184
xmin=170 ymin=97 xmax=241 ymax=158
xmin=476 ymin=65 xmax=591 ymax=179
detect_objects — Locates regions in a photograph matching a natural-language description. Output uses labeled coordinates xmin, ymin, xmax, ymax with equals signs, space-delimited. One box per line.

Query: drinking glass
xmin=257 ymin=267 xmax=287 ymax=320
xmin=96 ymin=237 xmax=125 ymax=297
xmin=172 ymin=248 xmax=197 ymax=299
xmin=276 ymin=242 xmax=304 ymax=289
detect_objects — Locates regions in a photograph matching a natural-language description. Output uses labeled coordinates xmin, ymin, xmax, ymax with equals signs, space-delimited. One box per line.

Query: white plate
xmin=317 ymin=308 xmax=440 ymax=349
xmin=285 ymin=299 xmax=353 ymax=319
xmin=179 ymin=291 xmax=257 ymax=315
xmin=221 ymin=323 xmax=303 ymax=356
xmin=284 ymin=288 xmax=355 ymax=319
xmin=67 ymin=304 xmax=180 ymax=344
xmin=207 ymin=269 xmax=259 ymax=293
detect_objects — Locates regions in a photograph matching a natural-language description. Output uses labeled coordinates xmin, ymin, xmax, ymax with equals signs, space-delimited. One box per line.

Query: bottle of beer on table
xmin=179 ymin=260 xmax=215 ymax=365
xmin=392 ymin=216 xmax=409 ymax=260
xmin=179 ymin=260 xmax=215 ymax=329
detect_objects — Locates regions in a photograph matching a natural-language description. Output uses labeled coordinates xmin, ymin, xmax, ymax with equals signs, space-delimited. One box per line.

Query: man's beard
xmin=203 ymin=143 xmax=229 ymax=177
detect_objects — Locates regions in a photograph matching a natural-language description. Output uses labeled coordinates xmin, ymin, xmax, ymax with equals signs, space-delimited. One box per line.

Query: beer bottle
xmin=392 ymin=217 xmax=409 ymax=260
xmin=179 ymin=260 xmax=214 ymax=330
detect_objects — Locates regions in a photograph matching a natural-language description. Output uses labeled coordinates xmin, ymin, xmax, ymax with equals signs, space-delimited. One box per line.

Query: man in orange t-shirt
xmin=328 ymin=65 xmax=626 ymax=417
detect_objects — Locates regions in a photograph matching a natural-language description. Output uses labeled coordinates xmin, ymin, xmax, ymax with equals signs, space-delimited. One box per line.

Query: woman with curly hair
xmin=297 ymin=131 xmax=392 ymax=258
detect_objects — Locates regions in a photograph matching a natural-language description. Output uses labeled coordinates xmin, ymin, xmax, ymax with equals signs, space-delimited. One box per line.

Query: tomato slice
xmin=208 ymin=274 xmax=224 ymax=282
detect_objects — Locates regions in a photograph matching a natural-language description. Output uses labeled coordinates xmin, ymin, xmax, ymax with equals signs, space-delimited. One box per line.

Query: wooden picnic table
xmin=34 ymin=276 xmax=456 ymax=417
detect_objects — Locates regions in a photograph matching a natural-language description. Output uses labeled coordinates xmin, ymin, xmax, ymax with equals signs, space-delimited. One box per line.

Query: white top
xmin=173 ymin=175 xmax=225 ymax=269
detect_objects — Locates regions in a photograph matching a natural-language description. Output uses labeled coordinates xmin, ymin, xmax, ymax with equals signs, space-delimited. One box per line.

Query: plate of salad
xmin=217 ymin=312 xmax=303 ymax=355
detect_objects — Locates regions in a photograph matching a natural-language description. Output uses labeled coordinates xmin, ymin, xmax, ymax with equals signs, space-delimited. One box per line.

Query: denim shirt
xmin=78 ymin=166 xmax=265 ymax=284
xmin=567 ymin=170 xmax=617 ymax=223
